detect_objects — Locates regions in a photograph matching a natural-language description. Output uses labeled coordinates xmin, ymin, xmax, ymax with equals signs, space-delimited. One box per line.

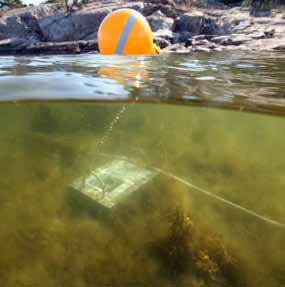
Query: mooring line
xmin=95 ymin=152 xmax=285 ymax=229
xmin=153 ymin=167 xmax=285 ymax=230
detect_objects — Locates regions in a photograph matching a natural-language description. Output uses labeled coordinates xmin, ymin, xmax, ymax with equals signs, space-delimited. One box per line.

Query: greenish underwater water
xmin=0 ymin=102 xmax=284 ymax=287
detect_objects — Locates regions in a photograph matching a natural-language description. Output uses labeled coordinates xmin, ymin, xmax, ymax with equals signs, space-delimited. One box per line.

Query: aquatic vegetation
xmin=0 ymin=102 xmax=284 ymax=286
xmin=150 ymin=208 xmax=245 ymax=286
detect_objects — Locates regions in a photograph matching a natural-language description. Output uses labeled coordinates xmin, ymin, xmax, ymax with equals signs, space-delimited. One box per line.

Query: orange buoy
xmin=98 ymin=8 xmax=160 ymax=55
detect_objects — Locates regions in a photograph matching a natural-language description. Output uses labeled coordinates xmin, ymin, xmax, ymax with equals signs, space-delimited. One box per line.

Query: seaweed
xmin=0 ymin=102 xmax=284 ymax=287
xmin=150 ymin=208 xmax=246 ymax=286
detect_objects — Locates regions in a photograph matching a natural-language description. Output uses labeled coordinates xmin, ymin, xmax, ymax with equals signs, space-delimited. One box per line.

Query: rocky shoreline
xmin=0 ymin=0 xmax=284 ymax=55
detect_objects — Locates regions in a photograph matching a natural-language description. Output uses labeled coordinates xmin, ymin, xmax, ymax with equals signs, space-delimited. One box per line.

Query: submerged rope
xmin=153 ymin=167 xmax=285 ymax=230
xmin=93 ymin=152 xmax=285 ymax=229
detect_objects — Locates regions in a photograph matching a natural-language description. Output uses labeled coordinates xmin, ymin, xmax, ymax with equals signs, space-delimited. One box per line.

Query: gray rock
xmin=0 ymin=4 xmax=10 ymax=12
xmin=153 ymin=28 xmax=174 ymax=39
xmin=193 ymin=39 xmax=212 ymax=46
xmin=174 ymin=11 xmax=204 ymax=34
xmin=192 ymin=34 xmax=207 ymax=41
xmin=211 ymin=35 xmax=232 ymax=45
xmin=154 ymin=36 xmax=171 ymax=48
xmin=206 ymin=10 xmax=224 ymax=17
xmin=0 ymin=39 xmax=98 ymax=55
xmin=174 ymin=11 xmax=220 ymax=36
xmin=1 ymin=3 xmax=285 ymax=55
xmin=192 ymin=46 xmax=211 ymax=52
xmin=187 ymin=37 xmax=217 ymax=49
xmin=231 ymin=34 xmax=252 ymax=45
xmin=264 ymin=29 xmax=275 ymax=38
xmin=213 ymin=46 xmax=223 ymax=51
xmin=185 ymin=34 xmax=213 ymax=44
xmin=200 ymin=0 xmax=226 ymax=9
xmin=251 ymin=32 xmax=265 ymax=39
xmin=144 ymin=0 xmax=175 ymax=5
xmin=0 ymin=38 xmax=16 ymax=48
xmin=273 ymin=44 xmax=285 ymax=50
xmin=39 ymin=2 xmax=143 ymax=42
xmin=0 ymin=4 xmax=64 ymax=42
xmin=147 ymin=10 xmax=174 ymax=32
xmin=211 ymin=34 xmax=252 ymax=46
xmin=176 ymin=31 xmax=191 ymax=42
xmin=162 ymin=42 xmax=190 ymax=53
xmin=142 ymin=0 xmax=177 ymax=18
xmin=153 ymin=29 xmax=179 ymax=48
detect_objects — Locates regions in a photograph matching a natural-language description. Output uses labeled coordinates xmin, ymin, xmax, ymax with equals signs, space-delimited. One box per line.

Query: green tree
xmin=250 ymin=0 xmax=272 ymax=15
xmin=0 ymin=0 xmax=25 ymax=9
xmin=242 ymin=0 xmax=272 ymax=13
xmin=43 ymin=0 xmax=64 ymax=4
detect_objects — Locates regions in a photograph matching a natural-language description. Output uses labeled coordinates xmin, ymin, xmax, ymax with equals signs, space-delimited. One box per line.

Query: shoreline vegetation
xmin=0 ymin=0 xmax=284 ymax=55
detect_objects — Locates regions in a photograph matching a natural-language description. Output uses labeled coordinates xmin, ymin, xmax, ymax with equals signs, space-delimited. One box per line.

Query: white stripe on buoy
xmin=115 ymin=13 xmax=136 ymax=55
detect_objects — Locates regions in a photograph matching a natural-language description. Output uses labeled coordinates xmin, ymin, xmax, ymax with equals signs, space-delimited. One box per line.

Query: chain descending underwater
xmin=95 ymin=103 xmax=129 ymax=154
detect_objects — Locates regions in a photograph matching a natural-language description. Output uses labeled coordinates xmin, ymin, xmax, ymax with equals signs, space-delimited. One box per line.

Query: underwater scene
xmin=0 ymin=52 xmax=284 ymax=287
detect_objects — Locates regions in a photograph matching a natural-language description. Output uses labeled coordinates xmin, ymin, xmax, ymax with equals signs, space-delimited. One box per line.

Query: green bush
xmin=0 ymin=0 xmax=25 ymax=8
